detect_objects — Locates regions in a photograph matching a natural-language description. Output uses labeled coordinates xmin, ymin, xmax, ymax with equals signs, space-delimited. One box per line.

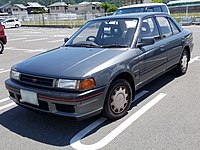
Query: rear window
xmin=153 ymin=6 xmax=162 ymax=12
xmin=114 ymin=7 xmax=145 ymax=15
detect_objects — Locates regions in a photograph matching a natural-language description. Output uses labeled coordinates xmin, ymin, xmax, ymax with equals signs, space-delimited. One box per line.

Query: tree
xmin=152 ymin=0 xmax=163 ymax=3
xmin=107 ymin=4 xmax=117 ymax=12
xmin=100 ymin=2 xmax=110 ymax=13
xmin=100 ymin=2 xmax=117 ymax=13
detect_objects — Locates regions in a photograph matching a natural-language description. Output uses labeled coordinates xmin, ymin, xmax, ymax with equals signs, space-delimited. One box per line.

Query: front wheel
xmin=102 ymin=79 xmax=133 ymax=120
xmin=175 ymin=50 xmax=189 ymax=75
xmin=0 ymin=40 xmax=4 ymax=54
xmin=15 ymin=24 xmax=19 ymax=28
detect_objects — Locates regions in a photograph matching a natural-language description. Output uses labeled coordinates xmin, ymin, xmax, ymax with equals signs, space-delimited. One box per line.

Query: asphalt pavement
xmin=0 ymin=26 xmax=200 ymax=150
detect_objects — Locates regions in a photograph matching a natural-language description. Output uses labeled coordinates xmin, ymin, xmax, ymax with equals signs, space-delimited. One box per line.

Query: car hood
xmin=14 ymin=46 xmax=127 ymax=78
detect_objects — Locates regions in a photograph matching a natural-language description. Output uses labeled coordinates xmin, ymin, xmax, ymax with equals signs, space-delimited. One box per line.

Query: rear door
xmin=138 ymin=17 xmax=168 ymax=83
xmin=155 ymin=16 xmax=183 ymax=68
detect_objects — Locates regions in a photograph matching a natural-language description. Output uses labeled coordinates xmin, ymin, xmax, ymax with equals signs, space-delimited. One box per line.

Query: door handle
xmin=160 ymin=45 xmax=165 ymax=51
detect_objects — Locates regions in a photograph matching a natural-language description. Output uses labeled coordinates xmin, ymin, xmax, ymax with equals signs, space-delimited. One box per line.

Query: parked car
xmin=0 ymin=22 xmax=7 ymax=53
xmin=0 ymin=18 xmax=5 ymax=22
xmin=192 ymin=18 xmax=200 ymax=25
xmin=113 ymin=3 xmax=170 ymax=15
xmin=179 ymin=17 xmax=193 ymax=26
xmin=1 ymin=18 xmax=21 ymax=28
xmin=5 ymin=13 xmax=193 ymax=120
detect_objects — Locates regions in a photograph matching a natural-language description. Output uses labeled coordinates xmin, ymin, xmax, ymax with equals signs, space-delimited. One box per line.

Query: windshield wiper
xmin=100 ymin=44 xmax=128 ymax=48
xmin=65 ymin=42 xmax=99 ymax=48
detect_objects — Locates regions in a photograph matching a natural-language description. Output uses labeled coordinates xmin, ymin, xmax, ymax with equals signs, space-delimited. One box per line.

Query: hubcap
xmin=181 ymin=54 xmax=188 ymax=72
xmin=110 ymin=86 xmax=129 ymax=114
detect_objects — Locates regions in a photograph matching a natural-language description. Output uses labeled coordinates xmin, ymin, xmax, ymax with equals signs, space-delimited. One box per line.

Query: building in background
xmin=12 ymin=4 xmax=27 ymax=15
xmin=68 ymin=2 xmax=104 ymax=15
xmin=48 ymin=2 xmax=68 ymax=14
xmin=26 ymin=2 xmax=47 ymax=14
xmin=0 ymin=2 xmax=12 ymax=15
xmin=167 ymin=0 xmax=200 ymax=13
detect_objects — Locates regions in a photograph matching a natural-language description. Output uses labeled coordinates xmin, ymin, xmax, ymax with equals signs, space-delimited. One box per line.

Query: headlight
xmin=10 ymin=70 xmax=20 ymax=80
xmin=56 ymin=78 xmax=95 ymax=90
xmin=56 ymin=79 xmax=78 ymax=89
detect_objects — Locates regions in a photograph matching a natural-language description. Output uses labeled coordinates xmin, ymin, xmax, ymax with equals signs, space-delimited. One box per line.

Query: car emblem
xmin=32 ymin=78 xmax=37 ymax=82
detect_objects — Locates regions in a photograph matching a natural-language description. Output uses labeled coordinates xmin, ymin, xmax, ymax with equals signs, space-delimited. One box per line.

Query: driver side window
xmin=139 ymin=17 xmax=160 ymax=41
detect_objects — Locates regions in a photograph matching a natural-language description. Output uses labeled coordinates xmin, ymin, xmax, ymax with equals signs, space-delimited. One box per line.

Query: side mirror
xmin=137 ymin=37 xmax=155 ymax=48
xmin=64 ymin=37 xmax=69 ymax=43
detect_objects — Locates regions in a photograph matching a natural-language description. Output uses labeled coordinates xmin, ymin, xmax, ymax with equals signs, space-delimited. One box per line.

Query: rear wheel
xmin=175 ymin=50 xmax=189 ymax=75
xmin=0 ymin=40 xmax=4 ymax=54
xmin=103 ymin=79 xmax=133 ymax=120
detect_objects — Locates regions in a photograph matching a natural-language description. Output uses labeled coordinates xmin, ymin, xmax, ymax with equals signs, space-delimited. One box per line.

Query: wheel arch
xmin=110 ymin=72 xmax=136 ymax=97
xmin=183 ymin=45 xmax=191 ymax=61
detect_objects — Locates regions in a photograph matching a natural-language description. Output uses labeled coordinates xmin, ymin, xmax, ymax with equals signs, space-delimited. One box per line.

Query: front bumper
xmin=5 ymin=79 xmax=107 ymax=120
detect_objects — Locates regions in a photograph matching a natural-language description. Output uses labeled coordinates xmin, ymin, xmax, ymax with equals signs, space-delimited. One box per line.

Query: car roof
xmin=118 ymin=3 xmax=167 ymax=9
xmin=91 ymin=12 xmax=170 ymax=21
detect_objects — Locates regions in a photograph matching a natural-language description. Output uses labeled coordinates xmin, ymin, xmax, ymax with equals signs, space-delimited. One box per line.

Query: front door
xmin=137 ymin=17 xmax=168 ymax=83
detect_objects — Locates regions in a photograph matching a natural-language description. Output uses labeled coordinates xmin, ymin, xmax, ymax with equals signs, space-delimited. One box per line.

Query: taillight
xmin=0 ymin=24 xmax=5 ymax=35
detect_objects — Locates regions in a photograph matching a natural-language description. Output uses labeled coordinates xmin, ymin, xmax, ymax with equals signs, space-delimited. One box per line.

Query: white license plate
xmin=20 ymin=90 xmax=39 ymax=106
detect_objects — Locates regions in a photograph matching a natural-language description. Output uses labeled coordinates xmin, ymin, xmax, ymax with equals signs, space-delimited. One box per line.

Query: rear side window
xmin=168 ymin=19 xmax=180 ymax=35
xmin=146 ymin=7 xmax=153 ymax=12
xmin=161 ymin=6 xmax=169 ymax=13
xmin=156 ymin=17 xmax=172 ymax=38
xmin=7 ymin=19 xmax=15 ymax=22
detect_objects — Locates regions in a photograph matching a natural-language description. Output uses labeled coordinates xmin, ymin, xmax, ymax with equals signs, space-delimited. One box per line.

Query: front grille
xmin=20 ymin=74 xmax=54 ymax=87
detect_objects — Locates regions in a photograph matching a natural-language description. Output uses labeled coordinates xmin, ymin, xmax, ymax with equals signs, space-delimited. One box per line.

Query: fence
xmin=5 ymin=13 xmax=113 ymax=28
xmin=1 ymin=11 xmax=200 ymax=28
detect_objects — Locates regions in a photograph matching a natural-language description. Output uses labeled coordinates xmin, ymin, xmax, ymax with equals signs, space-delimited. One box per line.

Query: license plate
xmin=20 ymin=90 xmax=39 ymax=106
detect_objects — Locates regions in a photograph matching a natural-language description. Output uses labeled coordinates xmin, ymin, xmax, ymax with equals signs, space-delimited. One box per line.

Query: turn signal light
xmin=79 ymin=78 xmax=95 ymax=90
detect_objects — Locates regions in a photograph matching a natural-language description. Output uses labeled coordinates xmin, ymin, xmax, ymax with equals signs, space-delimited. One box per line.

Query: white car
xmin=1 ymin=18 xmax=21 ymax=28
xmin=113 ymin=3 xmax=170 ymax=15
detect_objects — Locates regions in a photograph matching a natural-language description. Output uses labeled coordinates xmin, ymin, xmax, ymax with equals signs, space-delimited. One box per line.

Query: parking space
xmin=0 ymin=26 xmax=200 ymax=150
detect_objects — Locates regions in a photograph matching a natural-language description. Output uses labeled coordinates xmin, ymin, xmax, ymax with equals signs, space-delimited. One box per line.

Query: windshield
xmin=114 ymin=7 xmax=145 ymax=15
xmin=65 ymin=19 xmax=138 ymax=48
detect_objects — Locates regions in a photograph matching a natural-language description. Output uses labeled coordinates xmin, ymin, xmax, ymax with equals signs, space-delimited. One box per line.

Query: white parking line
xmin=48 ymin=40 xmax=63 ymax=43
xmin=52 ymin=35 xmax=67 ymax=37
xmin=25 ymin=38 xmax=48 ymax=42
xmin=189 ymin=56 xmax=200 ymax=64
xmin=0 ymin=97 xmax=10 ymax=103
xmin=25 ymin=49 xmax=47 ymax=53
xmin=0 ymin=69 xmax=10 ymax=74
xmin=0 ymin=102 xmax=16 ymax=111
xmin=5 ymin=47 xmax=47 ymax=53
xmin=9 ymin=38 xmax=27 ymax=41
xmin=70 ymin=93 xmax=166 ymax=150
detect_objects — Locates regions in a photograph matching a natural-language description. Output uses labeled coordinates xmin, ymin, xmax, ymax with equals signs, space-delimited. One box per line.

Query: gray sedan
xmin=5 ymin=12 xmax=193 ymax=120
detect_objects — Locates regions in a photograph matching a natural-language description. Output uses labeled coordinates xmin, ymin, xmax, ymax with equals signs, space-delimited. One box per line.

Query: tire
xmin=15 ymin=24 xmax=19 ymax=28
xmin=175 ymin=50 xmax=189 ymax=76
xmin=0 ymin=40 xmax=4 ymax=54
xmin=102 ymin=79 xmax=133 ymax=120
xmin=3 ymin=25 xmax=5 ymax=29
